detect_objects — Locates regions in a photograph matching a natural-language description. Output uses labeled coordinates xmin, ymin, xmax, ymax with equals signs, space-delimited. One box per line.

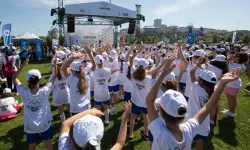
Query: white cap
xmin=109 ymin=50 xmax=117 ymax=59
xmin=73 ymin=114 xmax=104 ymax=149
xmin=161 ymin=49 xmax=167 ymax=55
xmin=212 ymin=54 xmax=226 ymax=62
xmin=3 ymin=88 xmax=11 ymax=93
xmin=0 ymin=46 xmax=5 ymax=50
xmin=56 ymin=51 xmax=66 ymax=59
xmin=190 ymin=50 xmax=205 ymax=57
xmin=92 ymin=48 xmax=96 ymax=53
xmin=95 ymin=55 xmax=104 ymax=65
xmin=102 ymin=52 xmax=108 ymax=59
xmin=219 ymin=48 xmax=226 ymax=52
xmin=56 ymin=58 xmax=63 ymax=64
xmin=70 ymin=61 xmax=83 ymax=71
xmin=12 ymin=46 xmax=16 ymax=50
xmin=199 ymin=70 xmax=218 ymax=84
xmin=186 ymin=44 xmax=190 ymax=47
xmin=119 ymin=53 xmax=126 ymax=60
xmin=155 ymin=90 xmax=187 ymax=117
xmin=134 ymin=57 xmax=140 ymax=66
xmin=147 ymin=59 xmax=154 ymax=66
xmin=184 ymin=53 xmax=190 ymax=59
xmin=26 ymin=69 xmax=42 ymax=81
xmin=76 ymin=46 xmax=81 ymax=50
xmin=162 ymin=72 xmax=175 ymax=83
xmin=137 ymin=59 xmax=149 ymax=69
xmin=53 ymin=46 xmax=57 ymax=49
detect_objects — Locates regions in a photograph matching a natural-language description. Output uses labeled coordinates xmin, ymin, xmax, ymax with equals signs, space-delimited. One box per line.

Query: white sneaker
xmin=114 ymin=108 xmax=117 ymax=114
xmin=105 ymin=120 xmax=110 ymax=125
xmin=221 ymin=110 xmax=236 ymax=118
xmin=110 ymin=108 xmax=114 ymax=115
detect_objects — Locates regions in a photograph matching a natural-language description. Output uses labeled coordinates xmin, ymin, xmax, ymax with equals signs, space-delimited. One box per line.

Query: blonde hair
xmin=75 ymin=70 xmax=89 ymax=95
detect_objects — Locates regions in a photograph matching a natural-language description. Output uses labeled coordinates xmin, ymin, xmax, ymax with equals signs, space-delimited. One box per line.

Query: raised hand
xmin=162 ymin=55 xmax=177 ymax=75
xmin=24 ymin=55 xmax=30 ymax=66
xmin=73 ymin=52 xmax=85 ymax=59
xmin=179 ymin=61 xmax=187 ymax=72
xmin=221 ymin=67 xmax=242 ymax=84
xmin=89 ymin=108 xmax=104 ymax=117
xmin=196 ymin=57 xmax=206 ymax=65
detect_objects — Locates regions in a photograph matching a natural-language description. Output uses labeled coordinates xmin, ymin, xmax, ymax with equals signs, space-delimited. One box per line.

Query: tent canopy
xmin=13 ymin=31 xmax=40 ymax=42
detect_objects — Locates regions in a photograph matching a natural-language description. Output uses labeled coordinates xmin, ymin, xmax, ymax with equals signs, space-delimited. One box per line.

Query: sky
xmin=0 ymin=0 xmax=249 ymax=36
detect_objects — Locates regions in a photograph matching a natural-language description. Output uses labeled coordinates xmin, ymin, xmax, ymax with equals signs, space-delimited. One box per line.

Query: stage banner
xmin=36 ymin=39 xmax=42 ymax=57
xmin=187 ymin=26 xmax=193 ymax=45
xmin=2 ymin=24 xmax=12 ymax=46
xmin=20 ymin=40 xmax=28 ymax=58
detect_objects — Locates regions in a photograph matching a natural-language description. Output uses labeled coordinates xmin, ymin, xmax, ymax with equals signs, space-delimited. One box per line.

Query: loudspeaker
xmin=128 ymin=21 xmax=136 ymax=34
xmin=67 ymin=16 xmax=75 ymax=33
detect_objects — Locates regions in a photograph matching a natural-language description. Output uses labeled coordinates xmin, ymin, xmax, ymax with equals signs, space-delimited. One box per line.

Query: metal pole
xmin=237 ymin=23 xmax=238 ymax=31
xmin=109 ymin=0 xmax=111 ymax=3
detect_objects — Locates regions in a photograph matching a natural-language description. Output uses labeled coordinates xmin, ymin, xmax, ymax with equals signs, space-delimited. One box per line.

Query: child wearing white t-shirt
xmin=13 ymin=56 xmax=57 ymax=150
xmin=146 ymin=55 xmax=242 ymax=150
xmin=118 ymin=54 xmax=125 ymax=101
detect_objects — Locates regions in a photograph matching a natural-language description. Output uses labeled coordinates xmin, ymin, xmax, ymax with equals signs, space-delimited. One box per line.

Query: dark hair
xmin=237 ymin=53 xmax=249 ymax=64
xmin=210 ymin=61 xmax=229 ymax=75
xmin=162 ymin=80 xmax=177 ymax=91
xmin=199 ymin=77 xmax=216 ymax=98
xmin=160 ymin=107 xmax=186 ymax=124
xmin=233 ymin=46 xmax=241 ymax=52
xmin=28 ymin=76 xmax=40 ymax=89
xmin=6 ymin=50 xmax=13 ymax=56
xmin=120 ymin=60 xmax=124 ymax=72
xmin=0 ymin=93 xmax=16 ymax=99
xmin=133 ymin=66 xmax=146 ymax=81
xmin=126 ymin=66 xmax=131 ymax=80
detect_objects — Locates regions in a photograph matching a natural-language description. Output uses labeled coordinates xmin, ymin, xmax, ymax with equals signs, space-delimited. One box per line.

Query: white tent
xmin=13 ymin=31 xmax=40 ymax=41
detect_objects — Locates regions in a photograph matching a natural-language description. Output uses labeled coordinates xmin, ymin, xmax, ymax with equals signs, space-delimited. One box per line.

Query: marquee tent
xmin=13 ymin=32 xmax=40 ymax=42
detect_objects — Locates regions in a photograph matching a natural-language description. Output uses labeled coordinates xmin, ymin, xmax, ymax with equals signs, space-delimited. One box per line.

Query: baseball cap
xmin=26 ymin=69 xmax=42 ymax=81
xmin=12 ymin=46 xmax=16 ymax=50
xmin=0 ymin=46 xmax=5 ymax=50
xmin=184 ymin=53 xmax=190 ymax=59
xmin=119 ymin=53 xmax=126 ymax=60
xmin=76 ymin=46 xmax=81 ymax=50
xmin=95 ymin=55 xmax=104 ymax=65
xmin=219 ymin=48 xmax=226 ymax=52
xmin=186 ymin=44 xmax=190 ymax=48
xmin=102 ymin=52 xmax=108 ymax=59
xmin=134 ymin=57 xmax=140 ymax=66
xmin=155 ymin=90 xmax=187 ymax=118
xmin=212 ymin=54 xmax=226 ymax=62
xmin=162 ymin=72 xmax=175 ymax=83
xmin=147 ymin=59 xmax=154 ymax=66
xmin=56 ymin=51 xmax=66 ymax=59
xmin=190 ymin=50 xmax=205 ymax=57
xmin=53 ymin=46 xmax=57 ymax=50
xmin=199 ymin=70 xmax=218 ymax=84
xmin=109 ymin=50 xmax=117 ymax=59
xmin=70 ymin=61 xmax=83 ymax=71
xmin=3 ymin=88 xmax=11 ymax=93
xmin=56 ymin=58 xmax=63 ymax=64
xmin=137 ymin=59 xmax=149 ymax=69
xmin=73 ymin=114 xmax=104 ymax=149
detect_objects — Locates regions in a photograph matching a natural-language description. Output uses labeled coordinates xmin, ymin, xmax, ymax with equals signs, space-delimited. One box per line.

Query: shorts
xmin=124 ymin=91 xmax=131 ymax=102
xmin=131 ymin=102 xmax=148 ymax=116
xmin=179 ymin=82 xmax=186 ymax=91
xmin=26 ymin=126 xmax=52 ymax=144
xmin=193 ymin=134 xmax=208 ymax=141
xmin=184 ymin=96 xmax=189 ymax=102
xmin=108 ymin=85 xmax=119 ymax=94
xmin=94 ymin=100 xmax=110 ymax=106
xmin=53 ymin=99 xmax=69 ymax=107
xmin=224 ymin=86 xmax=240 ymax=96
xmin=91 ymin=91 xmax=94 ymax=97
xmin=148 ymin=130 xmax=153 ymax=142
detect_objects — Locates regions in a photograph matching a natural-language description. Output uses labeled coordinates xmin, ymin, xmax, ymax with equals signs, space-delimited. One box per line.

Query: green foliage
xmin=242 ymin=35 xmax=250 ymax=44
xmin=59 ymin=36 xmax=65 ymax=45
xmin=213 ymin=34 xmax=218 ymax=43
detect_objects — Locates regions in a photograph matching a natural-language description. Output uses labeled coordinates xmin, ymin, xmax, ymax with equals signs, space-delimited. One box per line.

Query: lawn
xmin=0 ymin=57 xmax=250 ymax=150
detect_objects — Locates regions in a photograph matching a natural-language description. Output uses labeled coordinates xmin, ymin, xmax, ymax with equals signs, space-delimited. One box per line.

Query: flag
xmin=174 ymin=31 xmax=178 ymax=43
xmin=2 ymin=24 xmax=12 ymax=46
xmin=20 ymin=40 xmax=28 ymax=58
xmin=187 ymin=26 xmax=193 ymax=45
xmin=197 ymin=27 xmax=204 ymax=40
xmin=36 ymin=39 xmax=42 ymax=58
xmin=232 ymin=32 xmax=237 ymax=43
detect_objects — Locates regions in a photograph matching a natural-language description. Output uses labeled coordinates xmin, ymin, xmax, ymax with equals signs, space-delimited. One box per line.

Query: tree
xmin=242 ymin=35 xmax=250 ymax=44
xmin=46 ymin=36 xmax=52 ymax=47
xmin=212 ymin=34 xmax=218 ymax=43
xmin=225 ymin=35 xmax=232 ymax=42
xmin=59 ymin=36 xmax=65 ymax=45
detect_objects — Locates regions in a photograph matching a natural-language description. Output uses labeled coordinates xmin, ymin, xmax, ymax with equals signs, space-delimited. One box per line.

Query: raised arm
xmin=12 ymin=55 xmax=30 ymax=85
xmin=194 ymin=67 xmax=242 ymax=124
xmin=130 ymin=44 xmax=143 ymax=68
xmin=176 ymin=62 xmax=187 ymax=91
xmin=190 ymin=57 xmax=205 ymax=83
xmin=85 ymin=44 xmax=96 ymax=72
xmin=146 ymin=55 xmax=176 ymax=123
xmin=125 ymin=40 xmax=136 ymax=62
xmin=178 ymin=42 xmax=189 ymax=65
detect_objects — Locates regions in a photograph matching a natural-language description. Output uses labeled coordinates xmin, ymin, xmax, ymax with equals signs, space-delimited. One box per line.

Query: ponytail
xmin=57 ymin=64 xmax=63 ymax=80
xmin=75 ymin=70 xmax=88 ymax=95
xmin=126 ymin=66 xmax=131 ymax=80
xmin=133 ymin=66 xmax=146 ymax=81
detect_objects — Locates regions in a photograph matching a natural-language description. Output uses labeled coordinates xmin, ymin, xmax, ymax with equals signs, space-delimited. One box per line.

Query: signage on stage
xmin=20 ymin=40 xmax=28 ymax=58
xmin=36 ymin=39 xmax=42 ymax=58
xmin=65 ymin=1 xmax=136 ymax=19
xmin=2 ymin=24 xmax=12 ymax=46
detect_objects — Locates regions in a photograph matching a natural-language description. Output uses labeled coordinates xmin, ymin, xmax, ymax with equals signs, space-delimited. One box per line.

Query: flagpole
xmin=237 ymin=23 xmax=238 ymax=31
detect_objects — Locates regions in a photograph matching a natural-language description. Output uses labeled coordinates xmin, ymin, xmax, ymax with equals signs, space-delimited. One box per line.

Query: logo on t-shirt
xmin=26 ymin=98 xmax=43 ymax=112
xmin=198 ymin=96 xmax=208 ymax=108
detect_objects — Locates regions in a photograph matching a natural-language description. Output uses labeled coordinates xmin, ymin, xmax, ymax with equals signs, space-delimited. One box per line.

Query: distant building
xmin=154 ymin=19 xmax=162 ymax=28
xmin=142 ymin=26 xmax=160 ymax=34
xmin=119 ymin=28 xmax=129 ymax=37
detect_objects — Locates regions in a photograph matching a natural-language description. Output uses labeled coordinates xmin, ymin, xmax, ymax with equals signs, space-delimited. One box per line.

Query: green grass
xmin=0 ymin=57 xmax=250 ymax=150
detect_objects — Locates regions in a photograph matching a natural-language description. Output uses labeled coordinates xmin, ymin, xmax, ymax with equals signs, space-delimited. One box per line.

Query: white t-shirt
xmin=93 ymin=67 xmax=111 ymax=102
xmin=226 ymin=63 xmax=245 ymax=88
xmin=123 ymin=62 xmax=132 ymax=93
xmin=131 ymin=72 xmax=152 ymax=108
xmin=66 ymin=74 xmax=90 ymax=113
xmin=180 ymin=69 xmax=188 ymax=83
xmin=173 ymin=59 xmax=182 ymax=77
xmin=148 ymin=117 xmax=199 ymax=150
xmin=58 ymin=132 xmax=71 ymax=150
xmin=186 ymin=82 xmax=210 ymax=136
xmin=0 ymin=97 xmax=18 ymax=117
xmin=52 ymin=78 xmax=70 ymax=106
xmin=207 ymin=64 xmax=223 ymax=79
xmin=184 ymin=63 xmax=204 ymax=97
xmin=17 ymin=83 xmax=53 ymax=134
xmin=106 ymin=59 xmax=119 ymax=86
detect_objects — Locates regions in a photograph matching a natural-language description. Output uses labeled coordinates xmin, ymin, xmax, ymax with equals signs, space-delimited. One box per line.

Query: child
xmin=0 ymin=88 xmax=23 ymax=121
xmin=118 ymin=53 xmax=126 ymax=101
xmin=51 ymin=57 xmax=70 ymax=122
xmin=12 ymin=56 xmax=57 ymax=150
xmin=146 ymin=55 xmax=242 ymax=150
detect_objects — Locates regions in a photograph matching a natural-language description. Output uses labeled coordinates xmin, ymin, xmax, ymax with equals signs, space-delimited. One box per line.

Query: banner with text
xmin=36 ymin=39 xmax=42 ymax=57
xmin=20 ymin=40 xmax=28 ymax=58
xmin=2 ymin=24 xmax=12 ymax=46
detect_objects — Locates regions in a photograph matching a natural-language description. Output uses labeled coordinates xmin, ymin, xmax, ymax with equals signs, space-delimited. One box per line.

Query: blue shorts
xmin=193 ymin=134 xmax=208 ymax=141
xmin=91 ymin=91 xmax=94 ymax=97
xmin=184 ymin=96 xmax=189 ymax=102
xmin=124 ymin=91 xmax=131 ymax=102
xmin=179 ymin=82 xmax=186 ymax=91
xmin=131 ymin=102 xmax=148 ymax=116
xmin=94 ymin=100 xmax=110 ymax=106
xmin=108 ymin=85 xmax=119 ymax=94
xmin=148 ymin=130 xmax=153 ymax=142
xmin=26 ymin=126 xmax=52 ymax=144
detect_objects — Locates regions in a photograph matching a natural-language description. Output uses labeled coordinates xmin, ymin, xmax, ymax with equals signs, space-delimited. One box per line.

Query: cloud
xmin=155 ymin=6 xmax=179 ymax=16
xmin=21 ymin=0 xmax=97 ymax=7
xmin=188 ymin=0 xmax=205 ymax=5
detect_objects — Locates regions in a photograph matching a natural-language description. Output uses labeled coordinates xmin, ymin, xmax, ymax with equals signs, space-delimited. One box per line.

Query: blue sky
xmin=0 ymin=0 xmax=249 ymax=36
